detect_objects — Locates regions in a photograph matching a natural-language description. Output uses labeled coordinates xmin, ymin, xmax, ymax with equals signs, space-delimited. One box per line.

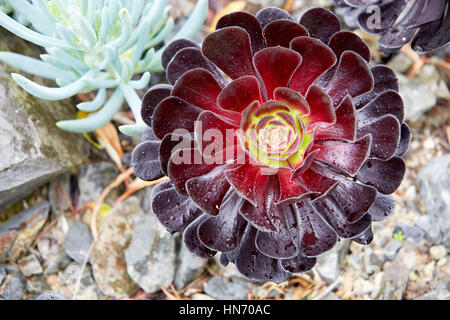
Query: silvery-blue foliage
xmin=0 ymin=0 xmax=208 ymax=136
xmin=0 ymin=1 xmax=12 ymax=14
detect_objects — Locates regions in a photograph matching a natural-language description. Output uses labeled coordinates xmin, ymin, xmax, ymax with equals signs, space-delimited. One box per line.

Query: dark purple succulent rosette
xmin=333 ymin=0 xmax=450 ymax=53
xmin=131 ymin=7 xmax=410 ymax=283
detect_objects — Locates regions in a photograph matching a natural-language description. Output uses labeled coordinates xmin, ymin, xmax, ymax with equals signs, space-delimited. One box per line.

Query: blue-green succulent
xmin=0 ymin=0 xmax=208 ymax=136
xmin=0 ymin=1 xmax=12 ymax=14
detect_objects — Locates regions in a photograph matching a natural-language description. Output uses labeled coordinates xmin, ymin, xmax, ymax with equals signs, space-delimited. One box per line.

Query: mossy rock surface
xmin=0 ymin=27 xmax=89 ymax=209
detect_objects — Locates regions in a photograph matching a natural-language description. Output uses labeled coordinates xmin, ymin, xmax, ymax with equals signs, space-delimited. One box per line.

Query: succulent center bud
xmin=262 ymin=126 xmax=289 ymax=151
xmin=239 ymin=100 xmax=311 ymax=169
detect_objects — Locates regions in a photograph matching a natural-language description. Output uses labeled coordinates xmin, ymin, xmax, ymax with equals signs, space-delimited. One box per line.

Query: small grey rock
xmin=0 ymin=265 xmax=5 ymax=284
xmin=0 ymin=201 xmax=50 ymax=262
xmin=77 ymin=162 xmax=121 ymax=204
xmin=416 ymin=155 xmax=450 ymax=245
xmin=394 ymin=223 xmax=425 ymax=242
xmin=26 ymin=275 xmax=50 ymax=294
xmin=63 ymin=221 xmax=93 ymax=264
xmin=60 ymin=262 xmax=95 ymax=288
xmin=48 ymin=173 xmax=71 ymax=217
xmin=387 ymin=53 xmax=413 ymax=74
xmin=252 ymin=285 xmax=279 ymax=299
xmin=377 ymin=241 xmax=416 ymax=300
xmin=364 ymin=248 xmax=384 ymax=274
xmin=35 ymin=293 xmax=65 ymax=300
xmin=399 ymin=74 xmax=437 ymax=121
xmin=316 ymin=248 xmax=340 ymax=284
xmin=44 ymin=246 xmax=71 ymax=275
xmin=347 ymin=254 xmax=362 ymax=270
xmin=203 ymin=277 xmax=249 ymax=300
xmin=414 ymin=288 xmax=450 ymax=300
xmin=0 ymin=273 xmax=26 ymax=300
xmin=384 ymin=240 xmax=404 ymax=261
xmin=174 ymin=242 xmax=207 ymax=289
xmin=429 ymin=245 xmax=447 ymax=261
xmin=17 ymin=254 xmax=43 ymax=277
xmin=415 ymin=215 xmax=442 ymax=244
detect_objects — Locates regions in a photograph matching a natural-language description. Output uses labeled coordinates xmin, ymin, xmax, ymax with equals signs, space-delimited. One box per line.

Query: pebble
xmin=0 ymin=265 xmax=5 ymax=284
xmin=394 ymin=223 xmax=425 ymax=242
xmin=77 ymin=162 xmax=121 ymax=205
xmin=203 ymin=277 xmax=250 ymax=300
xmin=63 ymin=221 xmax=93 ymax=264
xmin=416 ymin=155 xmax=450 ymax=245
xmin=35 ymin=293 xmax=65 ymax=300
xmin=43 ymin=246 xmax=71 ymax=275
xmin=0 ymin=272 xmax=26 ymax=300
xmin=0 ymin=201 xmax=49 ymax=262
xmin=174 ymin=242 xmax=207 ymax=289
xmin=387 ymin=53 xmax=413 ymax=73
xmin=90 ymin=198 xmax=141 ymax=298
xmin=353 ymin=279 xmax=374 ymax=296
xmin=125 ymin=213 xmax=176 ymax=294
xmin=422 ymin=262 xmax=435 ymax=282
xmin=377 ymin=241 xmax=417 ymax=300
xmin=18 ymin=254 xmax=43 ymax=277
xmin=26 ymin=276 xmax=50 ymax=295
xmin=48 ymin=173 xmax=71 ymax=217
xmin=399 ymin=74 xmax=437 ymax=121
xmin=429 ymin=245 xmax=447 ymax=261
xmin=316 ymin=241 xmax=350 ymax=284
xmin=383 ymin=240 xmax=404 ymax=261
xmin=316 ymin=249 xmax=339 ymax=284
xmin=347 ymin=254 xmax=362 ymax=271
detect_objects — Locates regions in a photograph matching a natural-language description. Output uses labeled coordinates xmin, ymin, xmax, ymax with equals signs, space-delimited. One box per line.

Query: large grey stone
xmin=415 ymin=155 xmax=450 ymax=245
xmin=63 ymin=221 xmax=93 ymax=264
xmin=0 ymin=29 xmax=89 ymax=209
xmin=125 ymin=213 xmax=176 ymax=294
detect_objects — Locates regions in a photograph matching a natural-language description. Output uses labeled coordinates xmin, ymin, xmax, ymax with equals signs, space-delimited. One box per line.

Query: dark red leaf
xmin=263 ymin=20 xmax=308 ymax=48
xmin=290 ymin=36 xmax=337 ymax=95
xmin=299 ymin=8 xmax=341 ymax=44
xmin=216 ymin=12 xmax=265 ymax=54
xmin=253 ymin=47 xmax=302 ymax=99
xmin=202 ymin=27 xmax=257 ymax=80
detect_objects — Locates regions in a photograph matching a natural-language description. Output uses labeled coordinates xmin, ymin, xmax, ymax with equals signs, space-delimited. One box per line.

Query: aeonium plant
xmin=132 ymin=7 xmax=411 ymax=282
xmin=333 ymin=0 xmax=450 ymax=53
